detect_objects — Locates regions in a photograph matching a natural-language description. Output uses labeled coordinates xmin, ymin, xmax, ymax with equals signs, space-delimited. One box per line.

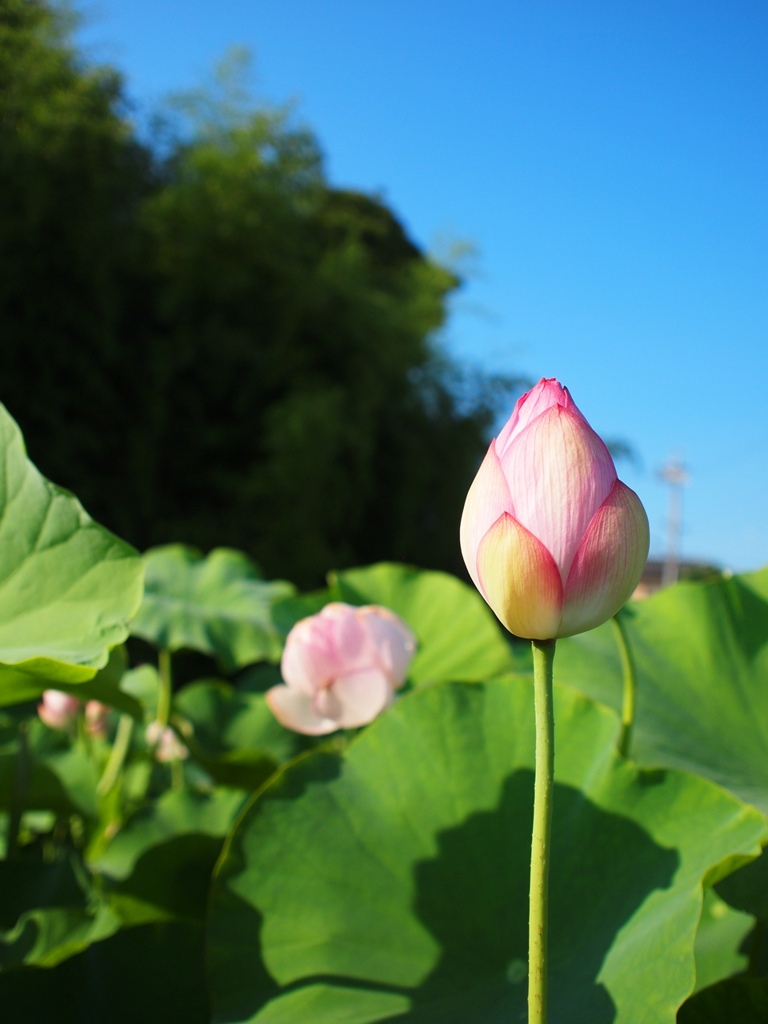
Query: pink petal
xmin=496 ymin=378 xmax=586 ymax=457
xmin=265 ymin=684 xmax=340 ymax=735
xmin=500 ymin=405 xmax=616 ymax=582
xmin=559 ymin=480 xmax=650 ymax=637
xmin=280 ymin=616 xmax=338 ymax=695
xmin=359 ymin=607 xmax=416 ymax=688
xmin=311 ymin=686 xmax=344 ymax=721
xmin=459 ymin=440 xmax=513 ymax=591
xmin=329 ymin=669 xmax=394 ymax=728
xmin=476 ymin=512 xmax=563 ymax=640
xmin=281 ymin=602 xmax=373 ymax=693
xmin=327 ymin=603 xmax=371 ymax=672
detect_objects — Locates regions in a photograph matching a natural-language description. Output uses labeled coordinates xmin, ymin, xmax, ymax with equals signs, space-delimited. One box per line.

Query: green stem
xmin=156 ymin=648 xmax=173 ymax=730
xmin=170 ymin=755 xmax=185 ymax=791
xmin=529 ymin=638 xmax=556 ymax=1024
xmin=97 ymin=714 xmax=134 ymax=797
xmin=611 ymin=612 xmax=636 ymax=758
xmin=76 ymin=710 xmax=92 ymax=759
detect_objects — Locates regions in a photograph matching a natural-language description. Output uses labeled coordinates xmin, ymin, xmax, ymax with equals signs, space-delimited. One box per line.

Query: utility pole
xmin=658 ymin=455 xmax=690 ymax=587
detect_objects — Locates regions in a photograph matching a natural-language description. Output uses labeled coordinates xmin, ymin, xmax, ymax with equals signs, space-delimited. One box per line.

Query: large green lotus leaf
xmin=332 ymin=563 xmax=516 ymax=684
xmin=0 ymin=921 xmax=208 ymax=1024
xmin=0 ymin=404 xmax=143 ymax=691
xmin=207 ymin=679 xmax=767 ymax=1024
xmin=130 ymin=545 xmax=294 ymax=669
xmin=174 ymin=680 xmax=306 ymax=787
xmin=691 ymin=889 xmax=752 ymax=993
xmin=91 ymin=787 xmax=246 ymax=925
xmin=555 ymin=569 xmax=768 ymax=813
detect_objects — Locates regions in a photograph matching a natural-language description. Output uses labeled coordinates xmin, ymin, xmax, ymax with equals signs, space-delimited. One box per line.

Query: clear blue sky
xmin=76 ymin=0 xmax=768 ymax=573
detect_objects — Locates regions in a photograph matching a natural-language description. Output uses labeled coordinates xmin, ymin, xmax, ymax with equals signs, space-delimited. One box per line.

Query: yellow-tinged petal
xmin=265 ymin=685 xmax=339 ymax=735
xmin=560 ymin=481 xmax=650 ymax=637
xmin=476 ymin=513 xmax=563 ymax=639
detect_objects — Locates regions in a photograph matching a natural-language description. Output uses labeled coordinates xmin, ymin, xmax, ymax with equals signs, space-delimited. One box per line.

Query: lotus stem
xmin=611 ymin=611 xmax=636 ymax=758
xmin=529 ymin=638 xmax=556 ymax=1024
xmin=97 ymin=714 xmax=134 ymax=797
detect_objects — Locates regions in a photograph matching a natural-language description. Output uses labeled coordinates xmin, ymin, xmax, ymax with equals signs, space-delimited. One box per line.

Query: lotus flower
xmin=460 ymin=377 xmax=649 ymax=639
xmin=266 ymin=603 xmax=417 ymax=735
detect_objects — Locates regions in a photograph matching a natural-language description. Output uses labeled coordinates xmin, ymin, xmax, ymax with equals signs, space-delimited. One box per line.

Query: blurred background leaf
xmin=555 ymin=568 xmax=768 ymax=814
xmin=130 ymin=546 xmax=293 ymax=669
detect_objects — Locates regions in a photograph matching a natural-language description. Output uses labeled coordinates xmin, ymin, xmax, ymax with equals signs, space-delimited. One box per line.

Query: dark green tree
xmin=0 ymin=0 xmax=152 ymax=482
xmin=0 ymin=2 xmax=521 ymax=586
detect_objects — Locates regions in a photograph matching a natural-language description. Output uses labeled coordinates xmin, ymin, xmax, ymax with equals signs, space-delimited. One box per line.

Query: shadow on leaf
xmin=235 ymin=771 xmax=678 ymax=1024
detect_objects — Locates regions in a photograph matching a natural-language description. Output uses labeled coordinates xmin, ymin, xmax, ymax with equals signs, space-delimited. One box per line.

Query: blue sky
xmin=76 ymin=0 xmax=768 ymax=573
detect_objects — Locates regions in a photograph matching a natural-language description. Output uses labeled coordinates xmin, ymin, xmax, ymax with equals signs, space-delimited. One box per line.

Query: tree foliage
xmin=0 ymin=0 xmax=521 ymax=585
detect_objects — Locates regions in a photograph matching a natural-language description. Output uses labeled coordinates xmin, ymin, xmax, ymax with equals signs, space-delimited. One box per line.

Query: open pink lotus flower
xmin=460 ymin=377 xmax=649 ymax=640
xmin=266 ymin=602 xmax=417 ymax=735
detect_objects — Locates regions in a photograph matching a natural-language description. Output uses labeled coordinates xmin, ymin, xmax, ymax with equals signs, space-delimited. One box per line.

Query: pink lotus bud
xmin=145 ymin=721 xmax=189 ymax=762
xmin=460 ymin=378 xmax=649 ymax=640
xmin=38 ymin=690 xmax=81 ymax=731
xmin=266 ymin=603 xmax=417 ymax=735
xmin=84 ymin=701 xmax=110 ymax=738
